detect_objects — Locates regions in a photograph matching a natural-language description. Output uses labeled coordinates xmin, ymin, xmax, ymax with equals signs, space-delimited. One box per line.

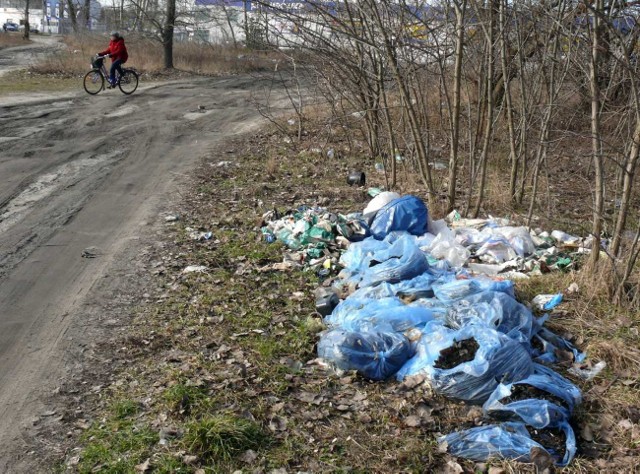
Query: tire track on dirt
xmin=0 ymin=75 xmax=279 ymax=471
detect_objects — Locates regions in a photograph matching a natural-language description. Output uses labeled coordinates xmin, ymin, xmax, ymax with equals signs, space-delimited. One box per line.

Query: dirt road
xmin=0 ymin=35 xmax=62 ymax=77
xmin=0 ymin=56 xmax=278 ymax=469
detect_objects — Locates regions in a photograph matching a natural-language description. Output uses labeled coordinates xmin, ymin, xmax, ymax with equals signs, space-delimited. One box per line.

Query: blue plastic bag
xmin=339 ymin=237 xmax=389 ymax=274
xmin=324 ymin=297 xmax=436 ymax=333
xmin=397 ymin=323 xmax=533 ymax=403
xmin=349 ymin=271 xmax=445 ymax=301
xmin=317 ymin=329 xmax=414 ymax=380
xmin=370 ymin=196 xmax=428 ymax=240
xmin=440 ymin=421 xmax=576 ymax=466
xmin=532 ymin=327 xmax=586 ymax=364
xmin=358 ymin=234 xmax=430 ymax=288
xmin=433 ymin=278 xmax=515 ymax=304
xmin=483 ymin=368 xmax=581 ymax=428
xmin=446 ymin=291 xmax=537 ymax=343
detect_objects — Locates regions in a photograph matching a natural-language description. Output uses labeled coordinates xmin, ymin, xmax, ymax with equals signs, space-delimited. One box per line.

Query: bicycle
xmin=83 ymin=55 xmax=139 ymax=95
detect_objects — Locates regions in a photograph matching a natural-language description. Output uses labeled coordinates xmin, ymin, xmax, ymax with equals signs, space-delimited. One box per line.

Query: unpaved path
xmin=0 ymin=35 xmax=62 ymax=76
xmin=0 ymin=70 xmax=278 ymax=470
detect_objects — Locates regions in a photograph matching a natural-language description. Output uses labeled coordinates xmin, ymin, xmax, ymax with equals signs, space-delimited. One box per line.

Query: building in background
xmin=0 ymin=0 xmax=103 ymax=34
xmin=1 ymin=0 xmax=44 ymax=32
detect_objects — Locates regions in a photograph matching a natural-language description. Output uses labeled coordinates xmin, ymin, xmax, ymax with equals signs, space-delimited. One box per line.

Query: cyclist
xmin=98 ymin=31 xmax=129 ymax=88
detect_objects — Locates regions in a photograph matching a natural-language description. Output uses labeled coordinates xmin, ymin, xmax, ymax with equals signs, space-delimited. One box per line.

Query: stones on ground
xmin=81 ymin=246 xmax=102 ymax=258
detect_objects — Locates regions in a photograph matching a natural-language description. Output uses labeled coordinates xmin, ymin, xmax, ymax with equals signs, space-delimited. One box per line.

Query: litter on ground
xmin=262 ymin=193 xmax=601 ymax=467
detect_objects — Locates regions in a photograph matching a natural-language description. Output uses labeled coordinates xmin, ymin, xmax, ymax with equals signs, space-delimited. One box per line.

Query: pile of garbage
xmin=261 ymin=207 xmax=370 ymax=267
xmin=264 ymin=192 xmax=596 ymax=467
xmin=261 ymin=191 xmax=589 ymax=279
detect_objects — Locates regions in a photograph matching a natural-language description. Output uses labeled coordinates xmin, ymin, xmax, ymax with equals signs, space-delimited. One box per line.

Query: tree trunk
xmin=500 ymin=0 xmax=518 ymax=203
xmin=24 ymin=0 xmax=30 ymax=40
xmin=611 ymin=129 xmax=640 ymax=256
xmin=84 ymin=0 xmax=90 ymax=29
xmin=472 ymin=2 xmax=496 ymax=218
xmin=67 ymin=0 xmax=78 ymax=33
xmin=589 ymin=0 xmax=604 ymax=268
xmin=447 ymin=0 xmax=466 ymax=213
xmin=163 ymin=0 xmax=176 ymax=69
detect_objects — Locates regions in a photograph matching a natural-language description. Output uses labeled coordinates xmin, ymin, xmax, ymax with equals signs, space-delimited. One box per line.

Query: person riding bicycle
xmin=98 ymin=31 xmax=129 ymax=89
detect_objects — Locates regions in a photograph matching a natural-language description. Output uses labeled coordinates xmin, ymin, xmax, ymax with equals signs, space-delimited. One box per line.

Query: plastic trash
xmin=349 ymin=271 xmax=441 ymax=301
xmin=532 ymin=294 xmax=563 ymax=311
xmin=445 ymin=291 xmax=537 ymax=343
xmin=363 ymin=191 xmax=401 ymax=221
xmin=325 ymin=297 xmax=437 ymax=333
xmin=369 ymin=196 xmax=428 ymax=240
xmin=427 ymin=231 xmax=470 ymax=268
xmin=551 ymin=230 xmax=581 ymax=246
xmin=343 ymin=234 xmax=430 ymax=289
xmin=317 ymin=329 xmax=414 ymax=380
xmin=433 ymin=279 xmax=515 ymax=304
xmin=483 ymin=370 xmax=582 ymax=428
xmin=495 ymin=227 xmax=537 ymax=257
xmin=568 ymin=360 xmax=606 ymax=380
xmin=439 ymin=421 xmax=576 ymax=466
xmin=532 ymin=327 xmax=586 ymax=364
xmin=347 ymin=171 xmax=366 ymax=186
xmin=476 ymin=237 xmax=519 ymax=264
xmin=315 ymin=288 xmax=340 ymax=317
xmin=337 ymin=218 xmax=370 ymax=242
xmin=367 ymin=187 xmax=383 ymax=197
xmin=397 ymin=323 xmax=533 ymax=403
xmin=183 ymin=265 xmax=208 ymax=274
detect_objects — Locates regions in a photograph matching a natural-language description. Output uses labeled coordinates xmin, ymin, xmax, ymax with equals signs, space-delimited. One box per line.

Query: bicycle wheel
xmin=83 ymin=69 xmax=104 ymax=95
xmin=118 ymin=69 xmax=139 ymax=95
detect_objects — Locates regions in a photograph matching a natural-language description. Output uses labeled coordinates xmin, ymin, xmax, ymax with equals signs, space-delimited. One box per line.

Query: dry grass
xmin=57 ymin=117 xmax=640 ymax=473
xmin=30 ymin=33 xmax=282 ymax=77
xmin=0 ymin=32 xmax=29 ymax=49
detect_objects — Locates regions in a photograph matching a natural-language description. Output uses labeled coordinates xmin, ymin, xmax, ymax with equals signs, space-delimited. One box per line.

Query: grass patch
xmin=78 ymin=422 xmax=158 ymax=473
xmin=182 ymin=414 xmax=268 ymax=465
xmin=0 ymin=70 xmax=77 ymax=96
xmin=0 ymin=32 xmax=29 ymax=49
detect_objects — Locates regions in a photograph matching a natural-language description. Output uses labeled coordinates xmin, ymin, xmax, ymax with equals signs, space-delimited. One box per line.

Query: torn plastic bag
xmin=483 ymin=369 xmax=581 ymax=428
xmin=349 ymin=272 xmax=441 ymax=301
xmin=357 ymin=234 xmax=430 ymax=288
xmin=446 ymin=291 xmax=537 ymax=343
xmin=397 ymin=323 xmax=533 ymax=403
xmin=433 ymin=278 xmax=514 ymax=305
xmin=413 ymin=232 xmax=436 ymax=250
xmin=476 ymin=237 xmax=519 ymax=264
xmin=427 ymin=231 xmax=470 ymax=268
xmin=532 ymin=294 xmax=563 ymax=311
xmin=532 ymin=327 xmax=586 ymax=364
xmin=317 ymin=329 xmax=414 ymax=380
xmin=369 ymin=195 xmax=428 ymax=240
xmin=339 ymin=237 xmax=389 ymax=273
xmin=496 ymin=227 xmax=536 ymax=257
xmin=324 ymin=297 xmax=436 ymax=333
xmin=439 ymin=421 xmax=576 ymax=466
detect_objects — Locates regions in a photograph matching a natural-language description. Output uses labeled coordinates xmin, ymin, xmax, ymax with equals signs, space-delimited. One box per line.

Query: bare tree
xmin=163 ymin=0 xmax=176 ymax=69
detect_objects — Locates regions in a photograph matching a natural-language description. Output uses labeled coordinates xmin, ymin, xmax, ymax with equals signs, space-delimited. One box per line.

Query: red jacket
xmin=100 ymin=37 xmax=128 ymax=63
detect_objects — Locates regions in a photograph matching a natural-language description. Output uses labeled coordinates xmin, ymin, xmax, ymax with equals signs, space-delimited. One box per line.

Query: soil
xmin=0 ymin=42 xmax=284 ymax=470
xmin=527 ymin=426 xmax=567 ymax=459
xmin=503 ymin=383 xmax=569 ymax=410
xmin=434 ymin=338 xmax=479 ymax=370
xmin=531 ymin=335 xmax=545 ymax=353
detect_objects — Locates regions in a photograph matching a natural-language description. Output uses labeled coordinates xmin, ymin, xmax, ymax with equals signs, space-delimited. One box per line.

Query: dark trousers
xmin=109 ymin=59 xmax=123 ymax=84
